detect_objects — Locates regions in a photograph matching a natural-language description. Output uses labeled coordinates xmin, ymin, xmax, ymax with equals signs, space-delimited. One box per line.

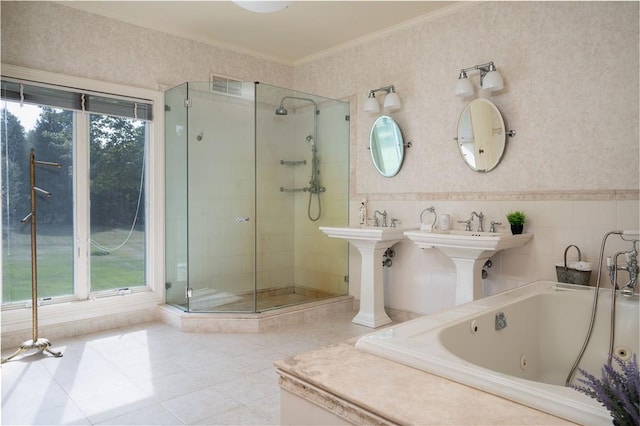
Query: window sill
xmin=1 ymin=290 xmax=163 ymax=339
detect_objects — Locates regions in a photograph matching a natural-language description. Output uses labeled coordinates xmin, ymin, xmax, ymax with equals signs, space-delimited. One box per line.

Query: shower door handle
xmin=235 ymin=216 xmax=250 ymax=222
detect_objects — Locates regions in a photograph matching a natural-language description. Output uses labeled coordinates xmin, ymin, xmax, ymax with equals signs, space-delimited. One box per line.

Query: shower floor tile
xmin=1 ymin=310 xmax=372 ymax=425
xmin=182 ymin=284 xmax=342 ymax=313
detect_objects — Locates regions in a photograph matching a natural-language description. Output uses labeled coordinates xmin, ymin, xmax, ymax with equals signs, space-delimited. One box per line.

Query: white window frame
xmin=1 ymin=65 xmax=165 ymax=335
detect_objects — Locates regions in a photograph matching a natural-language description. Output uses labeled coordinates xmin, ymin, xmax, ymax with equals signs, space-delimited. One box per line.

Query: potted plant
xmin=506 ymin=211 xmax=526 ymax=234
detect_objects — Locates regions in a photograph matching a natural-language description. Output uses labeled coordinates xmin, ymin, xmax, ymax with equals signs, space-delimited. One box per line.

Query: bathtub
xmin=356 ymin=281 xmax=639 ymax=425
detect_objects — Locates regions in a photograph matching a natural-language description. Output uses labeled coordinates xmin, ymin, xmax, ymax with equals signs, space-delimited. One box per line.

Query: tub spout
xmin=495 ymin=312 xmax=507 ymax=330
xmin=620 ymin=242 xmax=638 ymax=296
xmin=610 ymin=240 xmax=638 ymax=296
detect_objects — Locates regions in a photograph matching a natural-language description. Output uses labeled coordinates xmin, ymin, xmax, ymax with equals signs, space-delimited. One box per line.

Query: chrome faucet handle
xmin=374 ymin=210 xmax=388 ymax=227
xmin=390 ymin=218 xmax=399 ymax=228
xmin=489 ymin=221 xmax=502 ymax=233
xmin=458 ymin=220 xmax=472 ymax=231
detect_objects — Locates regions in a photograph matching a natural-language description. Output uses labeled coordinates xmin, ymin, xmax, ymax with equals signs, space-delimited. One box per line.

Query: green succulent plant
xmin=506 ymin=211 xmax=526 ymax=225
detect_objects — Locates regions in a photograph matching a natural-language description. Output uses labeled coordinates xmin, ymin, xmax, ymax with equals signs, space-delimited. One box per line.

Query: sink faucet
xmin=470 ymin=211 xmax=484 ymax=232
xmin=458 ymin=219 xmax=472 ymax=231
xmin=373 ymin=210 xmax=388 ymax=227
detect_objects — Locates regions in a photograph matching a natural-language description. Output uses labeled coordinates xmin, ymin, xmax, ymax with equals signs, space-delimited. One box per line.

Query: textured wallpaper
xmin=0 ymin=1 xmax=294 ymax=91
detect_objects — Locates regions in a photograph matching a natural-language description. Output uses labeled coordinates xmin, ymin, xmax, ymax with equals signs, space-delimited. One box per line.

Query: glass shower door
xmin=165 ymin=82 xmax=189 ymax=310
xmin=185 ymin=82 xmax=256 ymax=312
xmin=255 ymin=84 xmax=350 ymax=311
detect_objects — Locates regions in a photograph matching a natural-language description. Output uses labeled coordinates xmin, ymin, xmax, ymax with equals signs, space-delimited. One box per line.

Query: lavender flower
xmin=570 ymin=354 xmax=639 ymax=426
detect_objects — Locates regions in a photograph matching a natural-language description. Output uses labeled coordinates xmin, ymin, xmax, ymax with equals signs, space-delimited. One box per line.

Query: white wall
xmin=2 ymin=1 xmax=638 ymax=318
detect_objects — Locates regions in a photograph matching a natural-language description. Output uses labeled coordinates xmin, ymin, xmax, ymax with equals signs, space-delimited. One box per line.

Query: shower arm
xmin=278 ymin=96 xmax=318 ymax=113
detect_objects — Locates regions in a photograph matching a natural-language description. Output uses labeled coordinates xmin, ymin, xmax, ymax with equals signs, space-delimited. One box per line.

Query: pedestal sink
xmin=320 ymin=226 xmax=414 ymax=328
xmin=404 ymin=230 xmax=533 ymax=305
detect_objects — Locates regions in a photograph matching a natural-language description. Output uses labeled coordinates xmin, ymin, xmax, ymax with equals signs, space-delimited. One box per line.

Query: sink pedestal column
xmin=319 ymin=226 xmax=414 ymax=329
xmin=404 ymin=231 xmax=533 ymax=306
xmin=350 ymin=241 xmax=393 ymax=328
xmin=450 ymin=257 xmax=488 ymax=305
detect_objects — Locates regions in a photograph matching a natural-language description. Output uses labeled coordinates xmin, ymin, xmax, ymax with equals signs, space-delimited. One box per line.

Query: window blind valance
xmin=0 ymin=78 xmax=153 ymax=121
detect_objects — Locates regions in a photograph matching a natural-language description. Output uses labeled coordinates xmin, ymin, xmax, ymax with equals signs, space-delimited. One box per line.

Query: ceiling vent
xmin=209 ymin=73 xmax=252 ymax=99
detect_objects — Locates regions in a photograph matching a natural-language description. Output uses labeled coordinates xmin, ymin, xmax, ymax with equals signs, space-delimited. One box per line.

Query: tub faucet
xmin=373 ymin=210 xmax=388 ymax=227
xmin=617 ymin=241 xmax=638 ymax=296
xmin=470 ymin=211 xmax=484 ymax=232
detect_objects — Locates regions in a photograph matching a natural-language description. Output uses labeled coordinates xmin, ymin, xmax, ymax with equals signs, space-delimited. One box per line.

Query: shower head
xmin=275 ymin=104 xmax=288 ymax=115
xmin=275 ymin=96 xmax=318 ymax=117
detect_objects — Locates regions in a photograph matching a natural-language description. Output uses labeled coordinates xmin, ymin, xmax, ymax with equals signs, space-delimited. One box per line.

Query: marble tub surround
xmin=356 ymin=281 xmax=637 ymax=425
xmin=276 ymin=341 xmax=573 ymax=425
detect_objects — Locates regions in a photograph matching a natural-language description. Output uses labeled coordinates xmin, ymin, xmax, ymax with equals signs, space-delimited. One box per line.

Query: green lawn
xmin=2 ymin=226 xmax=144 ymax=303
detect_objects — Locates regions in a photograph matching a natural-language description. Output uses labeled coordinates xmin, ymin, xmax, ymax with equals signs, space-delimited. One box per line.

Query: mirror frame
xmin=457 ymin=98 xmax=506 ymax=173
xmin=369 ymin=115 xmax=405 ymax=177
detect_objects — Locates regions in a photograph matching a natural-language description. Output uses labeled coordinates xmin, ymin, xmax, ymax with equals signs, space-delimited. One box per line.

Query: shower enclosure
xmin=164 ymin=81 xmax=350 ymax=312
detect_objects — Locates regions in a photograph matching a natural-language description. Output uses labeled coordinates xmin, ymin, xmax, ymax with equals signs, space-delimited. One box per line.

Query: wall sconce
xmin=454 ymin=61 xmax=504 ymax=97
xmin=364 ymin=85 xmax=401 ymax=113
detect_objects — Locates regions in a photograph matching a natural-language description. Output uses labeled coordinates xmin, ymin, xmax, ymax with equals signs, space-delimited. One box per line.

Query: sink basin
xmin=404 ymin=230 xmax=533 ymax=259
xmin=320 ymin=226 xmax=416 ymax=328
xmin=319 ymin=226 xmax=409 ymax=243
xmin=404 ymin=229 xmax=533 ymax=305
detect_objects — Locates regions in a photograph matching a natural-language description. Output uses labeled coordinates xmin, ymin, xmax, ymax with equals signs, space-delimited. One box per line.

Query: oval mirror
xmin=457 ymin=98 xmax=506 ymax=172
xmin=370 ymin=115 xmax=404 ymax=177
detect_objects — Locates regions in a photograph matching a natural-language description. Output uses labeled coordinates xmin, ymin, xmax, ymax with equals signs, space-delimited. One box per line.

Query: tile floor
xmin=1 ymin=310 xmax=373 ymax=425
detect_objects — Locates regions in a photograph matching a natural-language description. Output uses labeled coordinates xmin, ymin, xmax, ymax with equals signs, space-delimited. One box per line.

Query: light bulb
xmin=383 ymin=92 xmax=401 ymax=111
xmin=364 ymin=95 xmax=380 ymax=113
xmin=454 ymin=77 xmax=474 ymax=97
xmin=482 ymin=70 xmax=503 ymax=91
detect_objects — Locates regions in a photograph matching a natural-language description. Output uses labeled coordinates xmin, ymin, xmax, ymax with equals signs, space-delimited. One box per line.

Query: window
xmin=1 ymin=78 xmax=153 ymax=305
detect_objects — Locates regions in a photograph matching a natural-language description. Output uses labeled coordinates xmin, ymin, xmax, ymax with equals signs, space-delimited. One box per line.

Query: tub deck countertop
xmin=275 ymin=338 xmax=576 ymax=425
